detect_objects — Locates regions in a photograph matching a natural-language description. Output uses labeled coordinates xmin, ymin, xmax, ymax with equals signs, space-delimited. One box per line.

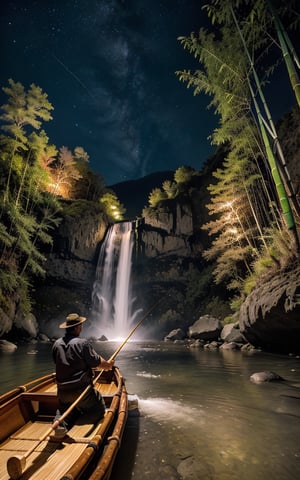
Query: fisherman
xmin=52 ymin=313 xmax=114 ymax=431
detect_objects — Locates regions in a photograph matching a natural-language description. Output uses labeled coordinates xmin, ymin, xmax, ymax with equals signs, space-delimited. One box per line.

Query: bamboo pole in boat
xmin=6 ymin=301 xmax=160 ymax=480
xmin=59 ymin=372 xmax=124 ymax=480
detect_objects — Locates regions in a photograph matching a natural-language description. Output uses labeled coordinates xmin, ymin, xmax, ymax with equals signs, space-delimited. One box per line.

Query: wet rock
xmin=204 ymin=340 xmax=220 ymax=350
xmin=221 ymin=322 xmax=245 ymax=344
xmin=188 ymin=315 xmax=222 ymax=341
xmin=241 ymin=343 xmax=258 ymax=352
xmin=189 ymin=339 xmax=204 ymax=348
xmin=98 ymin=335 xmax=108 ymax=341
xmin=177 ymin=456 xmax=212 ymax=479
xmin=0 ymin=339 xmax=17 ymax=352
xmin=250 ymin=371 xmax=285 ymax=383
xmin=164 ymin=328 xmax=186 ymax=342
xmin=158 ymin=464 xmax=180 ymax=479
xmin=220 ymin=341 xmax=239 ymax=350
xmin=14 ymin=312 xmax=39 ymax=337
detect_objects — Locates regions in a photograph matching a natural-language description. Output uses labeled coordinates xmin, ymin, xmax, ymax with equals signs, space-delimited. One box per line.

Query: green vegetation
xmin=144 ymin=165 xmax=201 ymax=212
xmin=99 ymin=191 xmax=126 ymax=222
xmin=0 ymin=79 xmax=124 ymax=321
xmin=176 ymin=0 xmax=300 ymax=307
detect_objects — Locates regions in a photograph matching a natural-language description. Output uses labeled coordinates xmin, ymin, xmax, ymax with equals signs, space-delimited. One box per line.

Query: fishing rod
xmin=7 ymin=299 xmax=161 ymax=480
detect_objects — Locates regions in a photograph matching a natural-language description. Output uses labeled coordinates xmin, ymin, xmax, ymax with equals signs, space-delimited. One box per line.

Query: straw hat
xmin=59 ymin=313 xmax=87 ymax=329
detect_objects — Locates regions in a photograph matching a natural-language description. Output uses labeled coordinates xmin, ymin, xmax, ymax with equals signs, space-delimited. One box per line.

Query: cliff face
xmin=45 ymin=209 xmax=107 ymax=286
xmin=32 ymin=207 xmax=108 ymax=335
xmin=129 ymin=200 xmax=224 ymax=339
xmin=138 ymin=203 xmax=201 ymax=257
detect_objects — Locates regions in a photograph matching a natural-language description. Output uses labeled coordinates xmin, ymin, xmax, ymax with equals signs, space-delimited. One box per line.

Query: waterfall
xmin=91 ymin=221 xmax=139 ymax=339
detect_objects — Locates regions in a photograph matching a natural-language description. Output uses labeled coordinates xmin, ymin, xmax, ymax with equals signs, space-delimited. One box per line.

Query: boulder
xmin=98 ymin=335 xmax=108 ymax=341
xmin=14 ymin=312 xmax=39 ymax=337
xmin=164 ymin=328 xmax=186 ymax=342
xmin=219 ymin=341 xmax=239 ymax=350
xmin=188 ymin=315 xmax=222 ymax=341
xmin=0 ymin=339 xmax=17 ymax=352
xmin=250 ymin=371 xmax=284 ymax=383
xmin=239 ymin=266 xmax=300 ymax=354
xmin=221 ymin=322 xmax=245 ymax=344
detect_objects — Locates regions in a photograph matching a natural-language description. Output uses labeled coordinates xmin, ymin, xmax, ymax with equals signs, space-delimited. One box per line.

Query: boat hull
xmin=0 ymin=368 xmax=127 ymax=480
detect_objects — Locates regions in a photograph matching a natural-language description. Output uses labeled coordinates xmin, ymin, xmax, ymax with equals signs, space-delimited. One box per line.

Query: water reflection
xmin=1 ymin=342 xmax=300 ymax=479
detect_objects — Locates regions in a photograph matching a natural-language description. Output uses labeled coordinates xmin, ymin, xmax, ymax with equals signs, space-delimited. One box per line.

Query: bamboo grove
xmin=176 ymin=0 xmax=300 ymax=303
xmin=0 ymin=80 xmax=124 ymax=324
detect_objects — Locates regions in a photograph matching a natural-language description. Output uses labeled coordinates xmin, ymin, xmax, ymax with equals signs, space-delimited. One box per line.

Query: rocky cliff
xmin=138 ymin=202 xmax=201 ymax=257
xmin=32 ymin=204 xmax=109 ymax=337
xmin=239 ymin=265 xmax=300 ymax=354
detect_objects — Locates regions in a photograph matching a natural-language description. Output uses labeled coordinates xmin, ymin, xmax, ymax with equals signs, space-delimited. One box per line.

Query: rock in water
xmin=250 ymin=371 xmax=284 ymax=384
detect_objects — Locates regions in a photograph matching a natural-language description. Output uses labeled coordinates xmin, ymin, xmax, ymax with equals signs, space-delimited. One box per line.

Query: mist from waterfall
xmin=91 ymin=222 xmax=140 ymax=339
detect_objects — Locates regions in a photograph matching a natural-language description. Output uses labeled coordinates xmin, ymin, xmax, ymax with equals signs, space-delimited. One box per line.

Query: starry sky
xmin=0 ymin=0 xmax=297 ymax=186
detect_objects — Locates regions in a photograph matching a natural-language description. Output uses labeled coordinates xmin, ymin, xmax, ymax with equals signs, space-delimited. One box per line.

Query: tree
xmin=203 ymin=0 xmax=300 ymax=224
xmin=176 ymin=2 xmax=299 ymax=296
xmin=71 ymin=147 xmax=106 ymax=201
xmin=162 ymin=180 xmax=178 ymax=198
xmin=99 ymin=191 xmax=125 ymax=221
xmin=0 ymin=79 xmax=53 ymax=204
xmin=0 ymin=80 xmax=61 ymax=316
xmin=148 ymin=188 xmax=167 ymax=208
xmin=49 ymin=146 xmax=82 ymax=197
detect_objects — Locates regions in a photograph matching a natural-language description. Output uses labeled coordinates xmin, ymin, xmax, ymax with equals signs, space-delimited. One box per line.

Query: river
xmin=1 ymin=341 xmax=300 ymax=479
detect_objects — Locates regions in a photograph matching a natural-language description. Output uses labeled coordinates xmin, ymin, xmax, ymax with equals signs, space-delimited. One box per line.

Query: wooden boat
xmin=0 ymin=367 xmax=128 ymax=480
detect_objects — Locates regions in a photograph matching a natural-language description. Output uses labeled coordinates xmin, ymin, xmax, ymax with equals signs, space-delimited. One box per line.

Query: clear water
xmin=1 ymin=341 xmax=300 ymax=479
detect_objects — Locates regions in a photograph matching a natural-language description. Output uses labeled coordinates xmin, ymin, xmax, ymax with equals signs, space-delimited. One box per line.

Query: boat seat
xmin=21 ymin=392 xmax=57 ymax=401
xmin=20 ymin=392 xmax=59 ymax=419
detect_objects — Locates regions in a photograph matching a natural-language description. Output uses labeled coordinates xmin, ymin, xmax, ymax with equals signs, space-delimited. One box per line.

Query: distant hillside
xmin=109 ymin=170 xmax=174 ymax=219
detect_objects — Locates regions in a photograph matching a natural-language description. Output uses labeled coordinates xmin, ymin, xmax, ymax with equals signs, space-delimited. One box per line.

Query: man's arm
xmin=99 ymin=356 xmax=114 ymax=370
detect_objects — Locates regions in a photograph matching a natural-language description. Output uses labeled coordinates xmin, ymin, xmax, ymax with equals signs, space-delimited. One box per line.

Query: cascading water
xmin=91 ymin=221 xmax=140 ymax=339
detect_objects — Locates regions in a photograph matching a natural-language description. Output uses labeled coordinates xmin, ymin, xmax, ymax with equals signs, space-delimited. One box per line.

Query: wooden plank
xmin=20 ymin=443 xmax=89 ymax=480
xmin=0 ymin=404 xmax=25 ymax=442
xmin=0 ymin=370 xmax=125 ymax=480
xmin=67 ymin=419 xmax=101 ymax=439
xmin=11 ymin=421 xmax=52 ymax=441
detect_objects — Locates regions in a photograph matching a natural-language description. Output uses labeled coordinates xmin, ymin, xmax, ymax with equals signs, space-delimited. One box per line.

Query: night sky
xmin=0 ymin=1 xmax=296 ymax=186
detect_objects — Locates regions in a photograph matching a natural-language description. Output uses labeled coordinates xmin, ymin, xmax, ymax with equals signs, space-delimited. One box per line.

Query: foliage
xmin=162 ymin=180 xmax=178 ymax=199
xmin=204 ymin=296 xmax=231 ymax=319
xmin=222 ymin=315 xmax=235 ymax=325
xmin=148 ymin=187 xmax=167 ymax=208
xmin=99 ymin=191 xmax=125 ymax=222
xmin=0 ymin=80 xmax=58 ymax=315
xmin=0 ymin=79 xmax=124 ymax=322
xmin=184 ymin=264 xmax=214 ymax=307
xmin=61 ymin=198 xmax=102 ymax=217
xmin=176 ymin=1 xmax=300 ymax=301
xmin=146 ymin=166 xmax=201 ymax=209
xmin=174 ymin=165 xmax=197 ymax=184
